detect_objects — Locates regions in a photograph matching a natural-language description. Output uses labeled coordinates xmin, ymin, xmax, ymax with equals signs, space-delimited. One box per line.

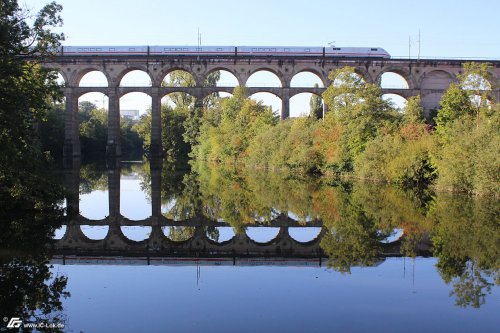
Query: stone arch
xmin=419 ymin=70 xmax=455 ymax=90
xmin=288 ymin=69 xmax=328 ymax=88
xmin=73 ymin=68 xmax=111 ymax=87
xmin=161 ymin=90 xmax=199 ymax=110
xmin=378 ymin=68 xmax=413 ymax=89
xmin=158 ymin=67 xmax=198 ymax=87
xmin=204 ymin=67 xmax=242 ymax=87
xmin=290 ymin=70 xmax=326 ymax=88
xmin=245 ymin=68 xmax=285 ymax=87
xmin=327 ymin=67 xmax=370 ymax=86
xmin=117 ymin=68 xmax=153 ymax=87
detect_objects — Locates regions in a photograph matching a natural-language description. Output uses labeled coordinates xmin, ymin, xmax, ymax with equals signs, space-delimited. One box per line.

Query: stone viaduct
xmin=42 ymin=54 xmax=500 ymax=157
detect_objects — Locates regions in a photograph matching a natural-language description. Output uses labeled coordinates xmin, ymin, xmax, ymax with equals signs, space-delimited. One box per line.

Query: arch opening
xmin=162 ymin=226 xmax=195 ymax=242
xmin=162 ymin=70 xmax=196 ymax=87
xmin=289 ymin=227 xmax=322 ymax=243
xmin=382 ymin=94 xmax=408 ymax=111
xmin=78 ymin=93 xmax=109 ymax=154
xmin=246 ymin=70 xmax=282 ymax=87
xmin=380 ymin=72 xmax=409 ymax=89
xmin=246 ymin=227 xmax=280 ymax=243
xmin=206 ymin=226 xmax=235 ymax=243
xmin=78 ymin=70 xmax=108 ymax=87
xmin=249 ymin=92 xmax=281 ymax=117
xmin=119 ymin=70 xmax=152 ymax=87
xmin=290 ymin=71 xmax=324 ymax=88
xmin=290 ymin=92 xmax=324 ymax=118
xmin=120 ymin=226 xmax=152 ymax=241
xmin=208 ymin=69 xmax=238 ymax=87
xmin=80 ymin=225 xmax=109 ymax=240
xmin=120 ymin=164 xmax=151 ymax=221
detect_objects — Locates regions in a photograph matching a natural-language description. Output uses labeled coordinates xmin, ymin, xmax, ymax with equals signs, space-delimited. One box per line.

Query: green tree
xmin=309 ymin=84 xmax=324 ymax=119
xmin=0 ymin=0 xmax=66 ymax=211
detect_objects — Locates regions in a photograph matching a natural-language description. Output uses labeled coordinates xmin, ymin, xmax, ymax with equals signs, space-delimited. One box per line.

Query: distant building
xmin=120 ymin=109 xmax=139 ymax=121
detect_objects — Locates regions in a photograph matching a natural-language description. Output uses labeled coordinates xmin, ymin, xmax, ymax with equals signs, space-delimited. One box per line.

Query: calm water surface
xmin=2 ymin=159 xmax=499 ymax=333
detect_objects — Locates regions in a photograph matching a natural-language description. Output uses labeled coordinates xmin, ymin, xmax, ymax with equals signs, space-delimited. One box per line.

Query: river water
xmin=1 ymin=159 xmax=498 ymax=332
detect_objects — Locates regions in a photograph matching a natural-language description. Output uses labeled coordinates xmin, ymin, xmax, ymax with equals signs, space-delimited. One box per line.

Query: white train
xmin=59 ymin=45 xmax=390 ymax=58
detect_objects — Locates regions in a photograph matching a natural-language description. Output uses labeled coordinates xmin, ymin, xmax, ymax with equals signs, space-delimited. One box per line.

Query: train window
xmin=96 ymin=48 xmax=102 ymax=51
xmin=84 ymin=48 xmax=89 ymax=52
xmin=90 ymin=48 xmax=95 ymax=52
xmin=183 ymin=48 xmax=188 ymax=51
xmin=305 ymin=48 xmax=311 ymax=52
xmin=78 ymin=48 xmax=83 ymax=52
xmin=129 ymin=48 xmax=135 ymax=51
xmin=252 ymin=48 xmax=257 ymax=52
xmin=110 ymin=48 xmax=115 ymax=52
xmin=197 ymin=48 xmax=202 ymax=51
xmin=371 ymin=48 xmax=378 ymax=51
xmin=284 ymin=48 xmax=290 ymax=52
xmin=217 ymin=48 xmax=222 ymax=51
xmin=271 ymin=48 xmax=276 ymax=52
xmin=333 ymin=48 xmax=341 ymax=50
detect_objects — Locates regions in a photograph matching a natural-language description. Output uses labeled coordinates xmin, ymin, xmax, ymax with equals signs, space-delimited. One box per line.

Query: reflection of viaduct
xmin=53 ymin=159 xmax=432 ymax=264
xmin=42 ymin=55 xmax=500 ymax=157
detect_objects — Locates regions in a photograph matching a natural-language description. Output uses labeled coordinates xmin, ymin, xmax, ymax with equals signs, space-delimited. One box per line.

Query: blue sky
xmin=24 ymin=0 xmax=500 ymax=58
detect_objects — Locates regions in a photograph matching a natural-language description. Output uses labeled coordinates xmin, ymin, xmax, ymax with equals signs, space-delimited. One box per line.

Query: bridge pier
xmin=63 ymin=91 xmax=80 ymax=157
xmin=106 ymin=90 xmax=121 ymax=157
xmin=281 ymin=95 xmax=290 ymax=120
xmin=150 ymin=89 xmax=163 ymax=157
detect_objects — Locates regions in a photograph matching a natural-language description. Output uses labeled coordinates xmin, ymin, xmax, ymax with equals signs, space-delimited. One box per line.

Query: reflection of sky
xmin=120 ymin=177 xmax=151 ymax=221
xmin=52 ymin=257 xmax=500 ymax=333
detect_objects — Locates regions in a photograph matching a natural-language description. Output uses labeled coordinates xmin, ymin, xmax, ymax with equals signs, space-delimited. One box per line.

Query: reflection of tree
xmin=165 ymin=226 xmax=195 ymax=242
xmin=319 ymin=189 xmax=389 ymax=273
xmin=0 ymin=172 xmax=70 ymax=331
xmin=79 ymin=162 xmax=108 ymax=194
xmin=432 ymin=194 xmax=499 ymax=308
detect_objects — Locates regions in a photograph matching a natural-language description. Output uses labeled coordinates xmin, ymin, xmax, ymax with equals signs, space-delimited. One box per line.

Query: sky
xmin=22 ymin=0 xmax=500 ymax=115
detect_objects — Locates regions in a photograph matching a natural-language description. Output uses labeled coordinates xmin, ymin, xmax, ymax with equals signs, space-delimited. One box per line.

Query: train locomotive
xmin=59 ymin=45 xmax=391 ymax=59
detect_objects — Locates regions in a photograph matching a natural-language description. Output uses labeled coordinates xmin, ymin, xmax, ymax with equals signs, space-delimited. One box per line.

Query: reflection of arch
xmin=117 ymin=68 xmax=153 ymax=87
xmin=288 ymin=227 xmax=322 ymax=243
xmin=120 ymin=226 xmax=152 ymax=242
xmin=80 ymin=225 xmax=109 ymax=240
xmin=290 ymin=70 xmax=326 ymax=88
xmin=246 ymin=69 xmax=284 ymax=87
xmin=74 ymin=68 xmax=110 ymax=87
xmin=162 ymin=226 xmax=195 ymax=243
xmin=246 ymin=227 xmax=280 ymax=244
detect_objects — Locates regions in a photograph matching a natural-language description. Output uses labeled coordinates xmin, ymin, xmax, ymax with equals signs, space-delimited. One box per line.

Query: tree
xmin=0 ymin=0 xmax=66 ymax=210
xmin=309 ymin=84 xmax=324 ymax=119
